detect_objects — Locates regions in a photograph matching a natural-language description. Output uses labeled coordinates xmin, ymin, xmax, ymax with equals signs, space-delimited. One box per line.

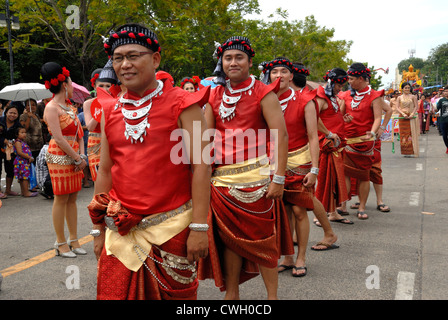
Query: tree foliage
xmin=0 ymin=0 xmax=355 ymax=89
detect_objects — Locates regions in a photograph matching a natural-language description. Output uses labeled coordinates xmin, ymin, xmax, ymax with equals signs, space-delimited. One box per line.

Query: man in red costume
xmin=87 ymin=23 xmax=211 ymax=300
xmin=199 ymin=36 xmax=292 ymax=300
xmin=339 ymin=63 xmax=384 ymax=220
xmin=260 ymin=58 xmax=339 ymax=277
xmin=315 ymin=68 xmax=353 ymax=224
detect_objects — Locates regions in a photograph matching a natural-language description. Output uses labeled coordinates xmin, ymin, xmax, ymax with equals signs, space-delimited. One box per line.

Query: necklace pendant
xmin=219 ymin=102 xmax=236 ymax=122
xmin=249 ymin=89 xmax=252 ymax=96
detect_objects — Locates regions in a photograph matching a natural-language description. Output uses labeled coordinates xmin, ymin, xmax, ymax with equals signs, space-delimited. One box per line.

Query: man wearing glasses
xmin=88 ymin=23 xmax=211 ymax=300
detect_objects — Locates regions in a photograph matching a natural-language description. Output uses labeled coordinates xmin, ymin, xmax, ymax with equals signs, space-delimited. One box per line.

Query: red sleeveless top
xmin=99 ymin=81 xmax=210 ymax=216
xmin=208 ymin=77 xmax=279 ymax=165
xmin=339 ymin=87 xmax=384 ymax=138
xmin=316 ymin=86 xmax=345 ymax=139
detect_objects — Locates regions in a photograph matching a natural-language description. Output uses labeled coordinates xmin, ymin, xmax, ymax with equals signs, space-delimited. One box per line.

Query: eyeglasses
xmin=111 ymin=52 xmax=152 ymax=64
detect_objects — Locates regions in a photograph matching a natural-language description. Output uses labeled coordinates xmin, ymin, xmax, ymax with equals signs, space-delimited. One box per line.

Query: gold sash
xmin=211 ymin=155 xmax=271 ymax=187
xmin=104 ymin=201 xmax=193 ymax=272
xmin=287 ymin=144 xmax=312 ymax=169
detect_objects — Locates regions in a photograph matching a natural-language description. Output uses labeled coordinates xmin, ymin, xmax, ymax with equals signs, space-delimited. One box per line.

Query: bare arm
xmin=261 ymin=91 xmax=288 ymax=199
xmin=304 ymin=101 xmax=319 ymax=187
xmin=377 ymin=98 xmax=393 ymax=137
xmin=178 ymin=104 xmax=211 ymax=263
xmin=83 ymin=98 xmax=100 ymax=132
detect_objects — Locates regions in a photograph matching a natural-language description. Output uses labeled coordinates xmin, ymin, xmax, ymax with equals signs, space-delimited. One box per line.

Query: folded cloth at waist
xmin=88 ymin=193 xmax=193 ymax=272
xmin=88 ymin=192 xmax=192 ymax=236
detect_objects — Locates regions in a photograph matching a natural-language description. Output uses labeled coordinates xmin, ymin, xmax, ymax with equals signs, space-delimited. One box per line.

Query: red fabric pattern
xmin=315 ymin=139 xmax=349 ymax=212
xmin=198 ymin=185 xmax=294 ymax=291
xmin=96 ymin=228 xmax=198 ymax=300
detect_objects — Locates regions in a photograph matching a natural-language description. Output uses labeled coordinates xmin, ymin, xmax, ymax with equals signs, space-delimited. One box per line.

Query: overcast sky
xmin=247 ymin=0 xmax=448 ymax=88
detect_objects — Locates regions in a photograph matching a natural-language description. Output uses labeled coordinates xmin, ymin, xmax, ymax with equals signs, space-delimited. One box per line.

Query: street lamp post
xmin=5 ymin=0 xmax=13 ymax=84
xmin=0 ymin=0 xmax=19 ymax=85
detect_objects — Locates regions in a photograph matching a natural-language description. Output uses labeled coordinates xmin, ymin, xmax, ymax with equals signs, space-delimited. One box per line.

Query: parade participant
xmin=288 ymin=63 xmax=340 ymax=249
xmin=315 ymin=68 xmax=353 ymax=224
xmin=339 ymin=63 xmax=384 ymax=220
xmin=82 ymin=60 xmax=118 ymax=182
xmin=396 ymin=82 xmax=419 ymax=157
xmin=41 ymin=62 xmax=87 ymax=257
xmin=199 ymin=37 xmax=292 ymax=299
xmin=180 ymin=76 xmax=202 ymax=92
xmin=88 ymin=23 xmax=211 ymax=300
xmin=349 ymin=98 xmax=392 ymax=213
xmin=261 ymin=58 xmax=339 ymax=278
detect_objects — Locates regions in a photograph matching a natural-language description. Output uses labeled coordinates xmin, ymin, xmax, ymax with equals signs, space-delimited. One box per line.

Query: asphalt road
xmin=1 ymin=129 xmax=447 ymax=302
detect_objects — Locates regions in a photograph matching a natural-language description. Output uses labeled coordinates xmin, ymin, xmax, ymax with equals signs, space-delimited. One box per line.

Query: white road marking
xmin=420 ymin=147 xmax=425 ymax=153
xmin=416 ymin=163 xmax=423 ymax=171
xmin=409 ymin=192 xmax=420 ymax=206
xmin=395 ymin=271 xmax=415 ymax=300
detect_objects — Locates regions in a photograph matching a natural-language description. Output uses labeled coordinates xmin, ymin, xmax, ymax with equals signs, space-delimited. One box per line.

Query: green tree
xmin=241 ymin=13 xmax=352 ymax=82
xmin=397 ymin=57 xmax=426 ymax=74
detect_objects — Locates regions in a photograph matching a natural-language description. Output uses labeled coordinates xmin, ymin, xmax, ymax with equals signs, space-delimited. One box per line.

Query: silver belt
xmin=88 ymin=132 xmax=101 ymax=138
xmin=45 ymin=152 xmax=75 ymax=165
xmin=105 ymin=199 xmax=193 ymax=232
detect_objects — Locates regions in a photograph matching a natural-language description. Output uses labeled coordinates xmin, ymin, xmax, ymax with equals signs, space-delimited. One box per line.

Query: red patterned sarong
xmin=344 ymin=140 xmax=375 ymax=181
xmin=283 ymin=162 xmax=314 ymax=210
xmin=96 ymin=229 xmax=197 ymax=300
xmin=88 ymin=193 xmax=197 ymax=300
xmin=316 ymin=139 xmax=348 ymax=212
xmin=198 ymin=185 xmax=294 ymax=291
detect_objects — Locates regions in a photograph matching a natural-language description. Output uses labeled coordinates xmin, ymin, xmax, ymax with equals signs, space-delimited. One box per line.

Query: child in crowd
xmin=13 ymin=127 xmax=38 ymax=197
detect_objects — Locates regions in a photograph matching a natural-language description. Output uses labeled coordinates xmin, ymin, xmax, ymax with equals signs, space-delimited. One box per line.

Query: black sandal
xmin=357 ymin=211 xmax=368 ymax=220
xmin=376 ymin=204 xmax=390 ymax=212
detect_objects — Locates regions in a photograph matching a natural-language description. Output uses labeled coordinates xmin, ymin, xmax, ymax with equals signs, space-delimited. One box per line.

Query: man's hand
xmin=266 ymin=182 xmax=284 ymax=200
xmin=93 ymin=232 xmax=105 ymax=261
xmin=186 ymin=231 xmax=209 ymax=264
xmin=303 ymin=172 xmax=317 ymax=187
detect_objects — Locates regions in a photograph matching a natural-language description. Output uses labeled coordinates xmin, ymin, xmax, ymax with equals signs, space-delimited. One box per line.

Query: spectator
xmin=0 ymin=104 xmax=23 ymax=197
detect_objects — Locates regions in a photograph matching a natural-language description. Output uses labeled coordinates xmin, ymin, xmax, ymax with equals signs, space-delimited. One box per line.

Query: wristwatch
xmin=310 ymin=167 xmax=319 ymax=175
xmin=89 ymin=229 xmax=101 ymax=237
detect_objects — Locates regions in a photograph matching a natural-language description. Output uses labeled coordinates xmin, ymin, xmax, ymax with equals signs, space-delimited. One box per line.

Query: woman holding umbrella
xmin=41 ymin=62 xmax=87 ymax=258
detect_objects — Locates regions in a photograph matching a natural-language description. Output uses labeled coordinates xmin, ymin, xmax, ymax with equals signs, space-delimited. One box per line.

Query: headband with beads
xmin=347 ymin=66 xmax=371 ymax=78
xmin=260 ymin=59 xmax=296 ymax=74
xmin=294 ymin=65 xmax=310 ymax=77
xmin=44 ymin=67 xmax=70 ymax=90
xmin=104 ymin=29 xmax=161 ymax=56
xmin=215 ymin=38 xmax=255 ymax=59
xmin=323 ymin=69 xmax=348 ymax=83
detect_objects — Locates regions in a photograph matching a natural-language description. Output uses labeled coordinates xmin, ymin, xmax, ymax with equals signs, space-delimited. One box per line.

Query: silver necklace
xmin=351 ymin=86 xmax=371 ymax=110
xmin=219 ymin=76 xmax=256 ymax=122
xmin=59 ymin=103 xmax=77 ymax=124
xmin=118 ymin=80 xmax=163 ymax=143
xmin=279 ymin=88 xmax=295 ymax=112
xmin=329 ymin=96 xmax=339 ymax=113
